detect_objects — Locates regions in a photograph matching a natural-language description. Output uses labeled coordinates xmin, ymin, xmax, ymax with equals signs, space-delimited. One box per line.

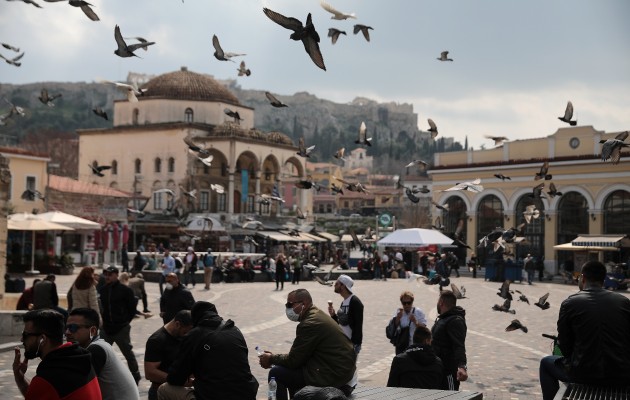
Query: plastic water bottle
xmin=268 ymin=377 xmax=277 ymax=400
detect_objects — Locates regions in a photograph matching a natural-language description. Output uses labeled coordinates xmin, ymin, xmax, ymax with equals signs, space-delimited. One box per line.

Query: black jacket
xmin=431 ymin=306 xmax=467 ymax=375
xmin=100 ymin=280 xmax=136 ymax=335
xmin=387 ymin=344 xmax=444 ymax=389
xmin=332 ymin=295 xmax=364 ymax=346
xmin=167 ymin=311 xmax=258 ymax=400
xmin=160 ymin=284 xmax=195 ymax=324
xmin=558 ymin=287 xmax=630 ymax=385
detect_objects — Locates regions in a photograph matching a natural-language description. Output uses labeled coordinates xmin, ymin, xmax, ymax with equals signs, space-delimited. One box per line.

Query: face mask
xmin=25 ymin=338 xmax=43 ymax=360
xmin=285 ymin=304 xmax=302 ymax=322
xmin=165 ymin=283 xmax=174 ymax=290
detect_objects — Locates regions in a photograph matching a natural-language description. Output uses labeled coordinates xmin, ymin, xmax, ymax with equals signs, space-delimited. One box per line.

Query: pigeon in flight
xmin=179 ymin=186 xmax=197 ymax=199
xmin=355 ymin=121 xmax=372 ymax=146
xmin=535 ymin=293 xmax=550 ymax=310
xmin=534 ymin=161 xmax=552 ymax=180
xmin=297 ymin=137 xmax=315 ymax=158
xmin=0 ymin=110 xmax=13 ymax=126
xmin=523 ymin=205 xmax=540 ymax=224
xmin=296 ymin=207 xmax=306 ymax=220
xmin=7 ymin=0 xmax=42 ymax=7
xmin=333 ymin=147 xmax=345 ymax=161
xmin=353 ymin=24 xmax=373 ymax=42
xmin=183 ymin=137 xmax=210 ymax=157
xmin=327 ymin=28 xmax=346 ymax=45
xmin=89 ymin=163 xmax=111 ymax=177
xmin=265 ymin=91 xmax=288 ymax=108
xmin=497 ymin=280 xmax=513 ymax=301
xmin=92 ymin=107 xmax=108 ymax=120
xmin=486 ymin=135 xmax=508 ymax=146
xmin=127 ymin=199 xmax=149 ymax=217
xmin=528 ymin=182 xmax=546 ymax=202
xmin=43 ymin=0 xmax=100 ymax=21
xmin=38 ymin=89 xmax=62 ymax=107
xmin=1 ymin=43 xmax=19 ymax=52
xmin=405 ymin=159 xmax=428 ymax=169
xmin=4 ymin=98 xmax=25 ymax=117
xmin=123 ymin=36 xmax=152 ymax=51
xmin=330 ymin=183 xmax=343 ymax=195
xmin=294 ymin=175 xmax=320 ymax=191
xmin=432 ymin=200 xmax=449 ymax=212
xmin=515 ymin=290 xmax=530 ymax=304
xmin=492 ymin=299 xmax=516 ymax=314
xmin=21 ymin=188 xmax=45 ymax=201
xmin=437 ymin=51 xmax=453 ymax=61
xmin=320 ymin=1 xmax=356 ymax=20
xmin=314 ymin=266 xmax=337 ymax=286
xmin=443 ymin=178 xmax=484 ymax=193
xmin=547 ymin=182 xmax=563 ymax=198
xmin=224 ymin=108 xmax=242 ymax=123
xmin=196 ymin=154 xmax=213 ymax=167
xmin=261 ymin=193 xmax=285 ymax=203
xmin=243 ymin=219 xmax=264 ymax=230
xmin=212 ymin=34 xmax=245 ymax=62
xmin=405 ymin=187 xmax=420 ymax=203
xmin=99 ymin=80 xmax=145 ymax=103
xmin=427 ymin=118 xmax=438 ymax=139
xmin=432 ymin=216 xmax=445 ymax=231
xmin=263 ymin=8 xmax=326 ymax=71
xmin=505 ymin=319 xmax=528 ymax=333
xmin=210 ymin=184 xmax=225 ymax=194
xmin=334 ymin=177 xmax=369 ymax=194
xmin=558 ymin=101 xmax=577 ymax=126
xmin=237 ymin=61 xmax=251 ymax=76
xmin=0 ymin=52 xmax=24 ymax=67
xmin=600 ymin=131 xmax=629 ymax=165
xmin=450 ymin=284 xmax=466 ymax=299
xmin=114 ymin=25 xmax=155 ymax=58
xmin=494 ymin=173 xmax=511 ymax=181
xmin=153 ymin=188 xmax=175 ymax=198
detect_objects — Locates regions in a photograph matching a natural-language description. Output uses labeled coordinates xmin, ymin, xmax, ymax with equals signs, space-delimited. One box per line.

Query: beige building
xmin=0 ymin=147 xmax=50 ymax=214
xmin=77 ymin=67 xmax=309 ymax=243
xmin=429 ymin=126 xmax=630 ymax=273
xmin=344 ymin=148 xmax=373 ymax=171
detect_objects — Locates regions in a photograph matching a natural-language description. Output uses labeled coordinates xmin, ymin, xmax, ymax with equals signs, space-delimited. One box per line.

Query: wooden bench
xmin=350 ymin=386 xmax=483 ymax=399
xmin=553 ymin=383 xmax=630 ymax=400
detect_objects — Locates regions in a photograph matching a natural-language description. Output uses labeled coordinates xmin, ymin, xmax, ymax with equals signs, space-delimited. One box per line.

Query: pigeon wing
xmin=212 ymin=35 xmax=224 ymax=58
xmin=263 ymin=8 xmax=303 ymax=32
xmin=114 ymin=25 xmax=127 ymax=52
xmin=564 ymin=101 xmax=574 ymax=120
xmin=265 ymin=92 xmax=279 ymax=104
xmin=615 ymin=131 xmax=629 ymax=141
xmin=80 ymin=4 xmax=100 ymax=21
xmin=301 ymin=35 xmax=326 ymax=70
xmin=127 ymin=41 xmax=155 ymax=53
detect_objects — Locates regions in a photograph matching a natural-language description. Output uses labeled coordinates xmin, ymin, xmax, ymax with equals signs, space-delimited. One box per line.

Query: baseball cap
xmin=337 ymin=274 xmax=354 ymax=292
xmin=104 ymin=266 xmax=119 ymax=274
xmin=188 ymin=246 xmax=194 ymax=252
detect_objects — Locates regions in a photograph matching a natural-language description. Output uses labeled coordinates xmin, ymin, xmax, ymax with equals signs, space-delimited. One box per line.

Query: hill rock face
xmin=1 ymin=78 xmax=454 ymax=174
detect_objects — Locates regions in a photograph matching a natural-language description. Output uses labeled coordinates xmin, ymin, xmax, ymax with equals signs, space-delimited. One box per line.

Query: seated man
xmin=259 ymin=289 xmax=356 ymax=400
xmin=387 ymin=325 xmax=444 ymax=389
xmin=161 ymin=301 xmax=259 ymax=400
xmin=539 ymin=261 xmax=630 ymax=400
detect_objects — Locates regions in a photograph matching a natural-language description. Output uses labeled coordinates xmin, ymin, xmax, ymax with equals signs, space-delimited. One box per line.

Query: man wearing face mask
xmin=259 ymin=289 xmax=356 ymax=400
xmin=160 ymin=273 xmax=195 ymax=325
xmin=12 ymin=309 xmax=101 ymax=400
xmin=65 ymin=308 xmax=139 ymax=400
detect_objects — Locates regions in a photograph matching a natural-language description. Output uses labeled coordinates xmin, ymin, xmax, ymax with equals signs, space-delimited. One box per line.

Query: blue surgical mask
xmin=285 ymin=304 xmax=303 ymax=322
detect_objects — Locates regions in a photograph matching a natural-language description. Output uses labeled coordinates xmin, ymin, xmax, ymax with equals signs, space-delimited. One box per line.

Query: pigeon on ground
xmin=183 ymin=137 xmax=210 ymax=157
xmin=600 ymin=131 xmax=629 ymax=165
xmin=355 ymin=121 xmax=372 ymax=146
xmin=547 ymin=182 xmax=563 ymax=198
xmin=505 ymin=319 xmax=528 ymax=333
xmin=21 ymin=189 xmax=45 ymax=201
xmin=320 ymin=1 xmax=356 ymax=20
xmin=114 ymin=25 xmax=155 ymax=58
xmin=38 ymin=89 xmax=62 ymax=107
xmin=265 ymin=92 xmax=288 ymax=108
xmin=492 ymin=299 xmax=516 ymax=314
xmin=437 ymin=51 xmax=453 ymax=61
xmin=443 ymin=178 xmax=483 ymax=193
xmin=0 ymin=52 xmax=24 ymax=66
xmin=237 ymin=61 xmax=251 ymax=76
xmin=486 ymin=135 xmax=508 ymax=146
xmin=212 ymin=34 xmax=245 ymax=62
xmin=405 ymin=159 xmax=428 ymax=169
xmin=535 ymin=293 xmax=550 ymax=310
xmin=92 ymin=107 xmax=108 ymax=120
xmin=353 ymin=24 xmax=373 ymax=42
xmin=494 ymin=173 xmax=511 ymax=181
xmin=535 ymin=161 xmax=552 ymax=180
xmin=297 ymin=137 xmax=315 ymax=157
xmin=427 ymin=118 xmax=438 ymax=139
xmin=327 ymin=28 xmax=346 ymax=44
xmin=7 ymin=0 xmax=42 ymax=7
xmin=89 ymin=163 xmax=111 ymax=177
xmin=224 ymin=108 xmax=242 ymax=123
xmin=1 ymin=43 xmax=19 ymax=52
xmin=523 ymin=205 xmax=540 ymax=224
xmin=99 ymin=80 xmax=145 ymax=103
xmin=558 ymin=101 xmax=577 ymax=126
xmin=263 ymin=8 xmax=326 ymax=71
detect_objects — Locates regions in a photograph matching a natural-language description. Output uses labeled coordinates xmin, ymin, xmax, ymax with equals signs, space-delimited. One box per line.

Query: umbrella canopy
xmin=8 ymin=218 xmax=76 ymax=231
xmin=36 ymin=211 xmax=102 ymax=230
xmin=377 ymin=228 xmax=453 ymax=247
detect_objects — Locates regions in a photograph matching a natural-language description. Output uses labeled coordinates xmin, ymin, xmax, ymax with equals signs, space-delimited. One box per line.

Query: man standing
xmin=524 ymin=253 xmax=535 ymax=285
xmin=128 ymin=273 xmax=151 ymax=315
xmin=160 ymin=273 xmax=195 ymax=324
xmin=387 ymin=325 xmax=444 ymax=389
xmin=12 ymin=309 xmax=101 ymax=399
xmin=100 ymin=266 xmax=141 ymax=383
xmin=144 ymin=310 xmax=193 ymax=400
xmin=33 ymin=274 xmax=67 ymax=319
xmin=65 ymin=308 xmax=139 ymax=400
xmin=160 ymin=249 xmax=177 ymax=296
xmin=539 ymin=261 xmax=630 ymax=400
xmin=259 ymin=289 xmax=356 ymax=399
xmin=162 ymin=301 xmax=259 ymax=400
xmin=431 ymin=290 xmax=468 ymax=390
xmin=182 ymin=247 xmax=198 ymax=288
xmin=202 ymin=248 xmax=214 ymax=290
xmin=132 ymin=249 xmax=146 ymax=276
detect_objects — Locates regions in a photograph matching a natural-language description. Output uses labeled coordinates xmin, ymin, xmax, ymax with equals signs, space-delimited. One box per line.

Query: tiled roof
xmin=0 ymin=146 xmax=49 ymax=159
xmin=49 ymin=175 xmax=132 ymax=198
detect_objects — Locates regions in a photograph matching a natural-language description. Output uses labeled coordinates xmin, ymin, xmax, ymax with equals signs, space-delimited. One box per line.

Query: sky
xmin=1 ymin=0 xmax=629 ymax=149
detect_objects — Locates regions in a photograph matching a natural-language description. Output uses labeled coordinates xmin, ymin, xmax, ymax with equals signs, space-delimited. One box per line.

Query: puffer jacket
xmin=386 ymin=344 xmax=444 ymax=389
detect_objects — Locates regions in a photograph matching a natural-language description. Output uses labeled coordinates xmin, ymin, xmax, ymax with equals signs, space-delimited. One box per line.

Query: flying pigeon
xmin=534 ymin=161 xmax=552 ymax=180
xmin=515 ymin=290 xmax=530 ymax=304
xmin=44 ymin=0 xmax=100 ymax=21
xmin=497 ymin=280 xmax=513 ymax=301
xmin=485 ymin=135 xmax=508 ymax=146
xmin=334 ymin=176 xmax=369 ymax=194
xmin=353 ymin=24 xmax=373 ymax=42
xmin=558 ymin=101 xmax=577 ymax=126
xmin=153 ymin=188 xmax=175 ymax=198
xmin=243 ymin=219 xmax=264 ymax=230
xmin=405 ymin=187 xmax=420 ymax=203
xmin=210 ymin=184 xmax=225 ymax=194
xmin=330 ymin=183 xmax=343 ymax=195
xmin=494 ymin=173 xmax=511 ymax=181
xmin=450 ymin=283 xmax=466 ymax=299
xmin=405 ymin=159 xmax=428 ymax=169
xmin=505 ymin=319 xmax=528 ymax=333
xmin=183 ymin=137 xmax=210 ymax=157
xmin=92 ymin=107 xmax=108 ymax=120
xmin=224 ymin=108 xmax=242 ymax=123
xmin=38 ymin=89 xmax=62 ymax=107
xmin=294 ymin=175 xmax=320 ymax=191
xmin=523 ymin=205 xmax=540 ymax=224
xmin=437 ymin=51 xmax=453 ymax=61
xmin=547 ymin=182 xmax=563 ymax=198
xmin=320 ymin=1 xmax=356 ymax=20
xmin=3 ymin=98 xmax=25 ymax=117
xmin=297 ymin=137 xmax=315 ymax=157
xmin=1 ymin=43 xmax=19 ymax=52
xmin=600 ymin=131 xmax=629 ymax=165
xmin=21 ymin=189 xmax=45 ymax=201
xmin=99 ymin=80 xmax=145 ymax=102
xmin=333 ymin=147 xmax=345 ymax=161
xmin=89 ymin=163 xmax=111 ymax=177
xmin=355 ymin=121 xmax=372 ymax=146
xmin=296 ymin=207 xmax=306 ymax=219
xmin=327 ymin=28 xmax=346 ymax=44
xmin=265 ymin=91 xmax=288 ymax=108
xmin=492 ymin=299 xmax=516 ymax=314
xmin=123 ymin=36 xmax=152 ymax=51
xmin=212 ymin=34 xmax=245 ymax=62
xmin=263 ymin=8 xmax=326 ymax=71
xmin=7 ymin=0 xmax=42 ymax=7
xmin=196 ymin=154 xmax=213 ymax=167
xmin=114 ymin=25 xmax=155 ymax=58
xmin=432 ymin=200 xmax=449 ymax=212
xmin=0 ymin=52 xmax=24 ymax=67
xmin=237 ymin=61 xmax=251 ymax=76
xmin=432 ymin=216 xmax=445 ymax=231
xmin=535 ymin=293 xmax=550 ymax=310
xmin=261 ymin=193 xmax=285 ymax=203
xmin=443 ymin=178 xmax=484 ymax=193
xmin=427 ymin=118 xmax=438 ymax=139
xmin=528 ymin=182 xmax=546 ymax=201
xmin=179 ymin=186 xmax=197 ymax=199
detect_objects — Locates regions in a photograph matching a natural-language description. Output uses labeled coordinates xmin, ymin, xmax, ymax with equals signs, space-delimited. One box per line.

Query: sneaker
xmin=143 ymin=312 xmax=153 ymax=319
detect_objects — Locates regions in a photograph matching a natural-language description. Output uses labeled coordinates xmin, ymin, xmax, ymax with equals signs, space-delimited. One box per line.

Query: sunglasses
xmin=65 ymin=324 xmax=91 ymax=333
xmin=285 ymin=301 xmax=303 ymax=308
xmin=21 ymin=331 xmax=41 ymax=341
xmin=401 ymin=301 xmax=413 ymax=305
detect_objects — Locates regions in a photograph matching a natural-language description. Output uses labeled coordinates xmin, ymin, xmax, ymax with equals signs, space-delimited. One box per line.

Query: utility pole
xmin=132 ymin=174 xmax=139 ymax=250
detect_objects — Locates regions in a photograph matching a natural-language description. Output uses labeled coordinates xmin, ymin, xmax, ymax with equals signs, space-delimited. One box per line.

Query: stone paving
xmin=1 ymin=272 xmax=628 ymax=399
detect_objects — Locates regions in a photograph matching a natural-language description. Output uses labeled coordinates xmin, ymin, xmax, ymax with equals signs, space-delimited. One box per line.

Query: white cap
xmin=337 ymin=274 xmax=354 ymax=292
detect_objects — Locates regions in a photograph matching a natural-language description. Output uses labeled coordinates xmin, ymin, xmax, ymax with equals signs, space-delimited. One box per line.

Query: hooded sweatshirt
xmin=431 ymin=305 xmax=467 ymax=374
xmin=386 ymin=343 xmax=444 ymax=389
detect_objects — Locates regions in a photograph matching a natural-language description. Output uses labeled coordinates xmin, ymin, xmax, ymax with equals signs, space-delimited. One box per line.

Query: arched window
xmin=111 ymin=160 xmax=118 ymax=175
xmin=515 ymin=195 xmax=545 ymax=259
xmin=132 ymin=108 xmax=139 ymax=125
xmin=168 ymin=157 xmax=175 ymax=173
xmin=476 ymin=194 xmax=504 ymax=265
xmin=185 ymin=108 xmax=194 ymax=123
xmin=154 ymin=158 xmax=162 ymax=173
xmin=603 ymin=190 xmax=630 ymax=235
xmin=135 ymin=159 xmax=142 ymax=174
xmin=557 ymin=191 xmax=589 ymax=245
xmin=441 ymin=196 xmax=468 ymax=262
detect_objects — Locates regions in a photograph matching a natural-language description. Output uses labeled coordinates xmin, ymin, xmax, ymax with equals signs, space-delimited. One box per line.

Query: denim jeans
xmin=540 ymin=355 xmax=569 ymax=400
xmin=269 ymin=365 xmax=306 ymax=400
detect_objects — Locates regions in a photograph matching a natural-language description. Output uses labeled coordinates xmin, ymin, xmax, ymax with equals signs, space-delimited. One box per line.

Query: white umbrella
xmin=377 ymin=228 xmax=453 ymax=247
xmin=37 ymin=211 xmax=102 ymax=230
xmin=8 ymin=214 xmax=75 ymax=274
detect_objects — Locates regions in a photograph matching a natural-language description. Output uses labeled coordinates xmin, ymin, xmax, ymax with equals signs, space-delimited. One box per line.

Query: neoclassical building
xmin=429 ymin=126 xmax=630 ymax=273
xmin=77 ymin=67 xmax=308 ymax=241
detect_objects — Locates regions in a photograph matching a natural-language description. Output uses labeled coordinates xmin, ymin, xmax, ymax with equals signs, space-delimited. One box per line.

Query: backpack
xmin=174 ymin=257 xmax=183 ymax=271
